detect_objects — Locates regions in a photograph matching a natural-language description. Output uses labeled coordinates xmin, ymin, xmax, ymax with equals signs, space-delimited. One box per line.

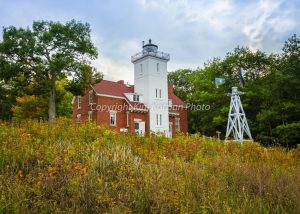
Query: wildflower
xmin=17 ymin=170 xmax=23 ymax=178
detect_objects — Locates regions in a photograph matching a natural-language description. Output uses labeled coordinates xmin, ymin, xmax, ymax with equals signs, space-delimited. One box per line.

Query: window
xmin=156 ymin=89 xmax=162 ymax=99
xmin=76 ymin=114 xmax=81 ymax=124
xmin=156 ymin=114 xmax=162 ymax=126
xmin=77 ymin=96 xmax=81 ymax=109
xmin=160 ymin=114 xmax=162 ymax=126
xmin=140 ymin=64 xmax=143 ymax=75
xmin=89 ymin=90 xmax=93 ymax=105
xmin=126 ymin=111 xmax=129 ymax=127
xmin=175 ymin=118 xmax=180 ymax=131
xmin=88 ymin=111 xmax=92 ymax=121
xmin=110 ymin=111 xmax=117 ymax=126
xmin=133 ymin=94 xmax=139 ymax=102
xmin=157 ymin=63 xmax=159 ymax=72
xmin=135 ymin=122 xmax=139 ymax=130
xmin=168 ymin=99 xmax=172 ymax=107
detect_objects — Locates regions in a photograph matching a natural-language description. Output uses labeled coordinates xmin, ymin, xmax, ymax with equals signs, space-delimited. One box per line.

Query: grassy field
xmin=0 ymin=119 xmax=299 ymax=213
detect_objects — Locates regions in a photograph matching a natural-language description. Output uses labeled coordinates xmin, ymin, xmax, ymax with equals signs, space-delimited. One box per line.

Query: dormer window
xmin=133 ymin=94 xmax=140 ymax=102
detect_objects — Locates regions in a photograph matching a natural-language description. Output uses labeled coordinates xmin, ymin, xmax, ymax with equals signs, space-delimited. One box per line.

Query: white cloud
xmin=2 ymin=0 xmax=298 ymax=81
xmin=242 ymin=0 xmax=297 ymax=50
xmin=92 ymin=56 xmax=134 ymax=84
xmin=91 ymin=39 xmax=141 ymax=84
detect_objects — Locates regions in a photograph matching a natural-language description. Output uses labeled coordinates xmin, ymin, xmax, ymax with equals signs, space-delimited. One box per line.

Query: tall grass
xmin=0 ymin=119 xmax=299 ymax=213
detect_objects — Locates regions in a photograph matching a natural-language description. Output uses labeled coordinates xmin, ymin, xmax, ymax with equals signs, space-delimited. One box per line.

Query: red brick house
xmin=72 ymin=40 xmax=188 ymax=137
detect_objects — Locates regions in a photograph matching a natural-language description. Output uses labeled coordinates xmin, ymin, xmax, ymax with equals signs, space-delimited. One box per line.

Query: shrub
xmin=0 ymin=119 xmax=299 ymax=213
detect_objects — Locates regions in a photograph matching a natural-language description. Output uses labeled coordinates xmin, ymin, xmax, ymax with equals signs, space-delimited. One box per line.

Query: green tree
xmin=56 ymin=79 xmax=74 ymax=117
xmin=0 ymin=20 xmax=98 ymax=123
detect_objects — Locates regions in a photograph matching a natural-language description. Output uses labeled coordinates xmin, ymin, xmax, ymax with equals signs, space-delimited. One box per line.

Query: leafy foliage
xmin=0 ymin=20 xmax=100 ymax=122
xmin=168 ymin=35 xmax=300 ymax=147
xmin=0 ymin=119 xmax=299 ymax=213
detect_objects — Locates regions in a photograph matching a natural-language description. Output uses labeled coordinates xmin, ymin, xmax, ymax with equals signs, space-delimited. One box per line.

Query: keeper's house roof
xmin=92 ymin=80 xmax=186 ymax=106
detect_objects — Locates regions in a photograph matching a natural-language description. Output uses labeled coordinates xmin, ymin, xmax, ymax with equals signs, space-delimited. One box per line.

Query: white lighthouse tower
xmin=131 ymin=39 xmax=170 ymax=136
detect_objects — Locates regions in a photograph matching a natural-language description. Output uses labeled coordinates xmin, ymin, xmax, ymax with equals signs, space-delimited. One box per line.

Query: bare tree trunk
xmin=48 ymin=78 xmax=56 ymax=124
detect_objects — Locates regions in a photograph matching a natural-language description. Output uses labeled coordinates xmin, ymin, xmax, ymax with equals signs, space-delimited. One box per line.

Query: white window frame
xmin=77 ymin=96 xmax=82 ymax=109
xmin=126 ymin=111 xmax=129 ymax=127
xmin=175 ymin=117 xmax=180 ymax=131
xmin=76 ymin=114 xmax=81 ymax=124
xmin=110 ymin=111 xmax=117 ymax=127
xmin=133 ymin=94 xmax=139 ymax=102
xmin=88 ymin=111 xmax=92 ymax=121
xmin=88 ymin=90 xmax=93 ymax=105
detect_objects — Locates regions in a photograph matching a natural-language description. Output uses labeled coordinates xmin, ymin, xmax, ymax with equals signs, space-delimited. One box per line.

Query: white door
xmin=139 ymin=122 xmax=145 ymax=136
xmin=135 ymin=121 xmax=145 ymax=136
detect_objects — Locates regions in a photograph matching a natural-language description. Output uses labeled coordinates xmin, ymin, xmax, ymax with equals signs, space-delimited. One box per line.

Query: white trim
xmin=94 ymin=92 xmax=148 ymax=112
xmin=169 ymin=112 xmax=180 ymax=116
xmin=96 ymin=93 xmax=124 ymax=99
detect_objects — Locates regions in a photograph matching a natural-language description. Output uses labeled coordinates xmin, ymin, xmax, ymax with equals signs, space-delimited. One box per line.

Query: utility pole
xmin=225 ymin=87 xmax=252 ymax=143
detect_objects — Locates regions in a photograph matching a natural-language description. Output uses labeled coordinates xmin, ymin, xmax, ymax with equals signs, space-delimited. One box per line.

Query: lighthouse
xmin=131 ymin=39 xmax=170 ymax=135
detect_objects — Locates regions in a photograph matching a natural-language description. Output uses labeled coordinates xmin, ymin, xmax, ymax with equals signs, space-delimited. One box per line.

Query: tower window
xmin=156 ymin=114 xmax=159 ymax=125
xmin=140 ymin=64 xmax=143 ymax=75
xmin=155 ymin=89 xmax=162 ymax=98
xmin=157 ymin=63 xmax=159 ymax=72
xmin=160 ymin=114 xmax=162 ymax=126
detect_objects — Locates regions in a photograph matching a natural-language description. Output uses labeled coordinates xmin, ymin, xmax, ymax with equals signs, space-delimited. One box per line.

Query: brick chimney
xmin=168 ymin=84 xmax=174 ymax=93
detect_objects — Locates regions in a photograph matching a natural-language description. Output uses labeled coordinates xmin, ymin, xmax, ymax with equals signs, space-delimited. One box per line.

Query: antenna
xmin=225 ymin=87 xmax=252 ymax=143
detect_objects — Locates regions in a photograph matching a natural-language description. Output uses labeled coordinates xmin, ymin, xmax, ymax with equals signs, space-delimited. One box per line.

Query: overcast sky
xmin=1 ymin=0 xmax=299 ymax=83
